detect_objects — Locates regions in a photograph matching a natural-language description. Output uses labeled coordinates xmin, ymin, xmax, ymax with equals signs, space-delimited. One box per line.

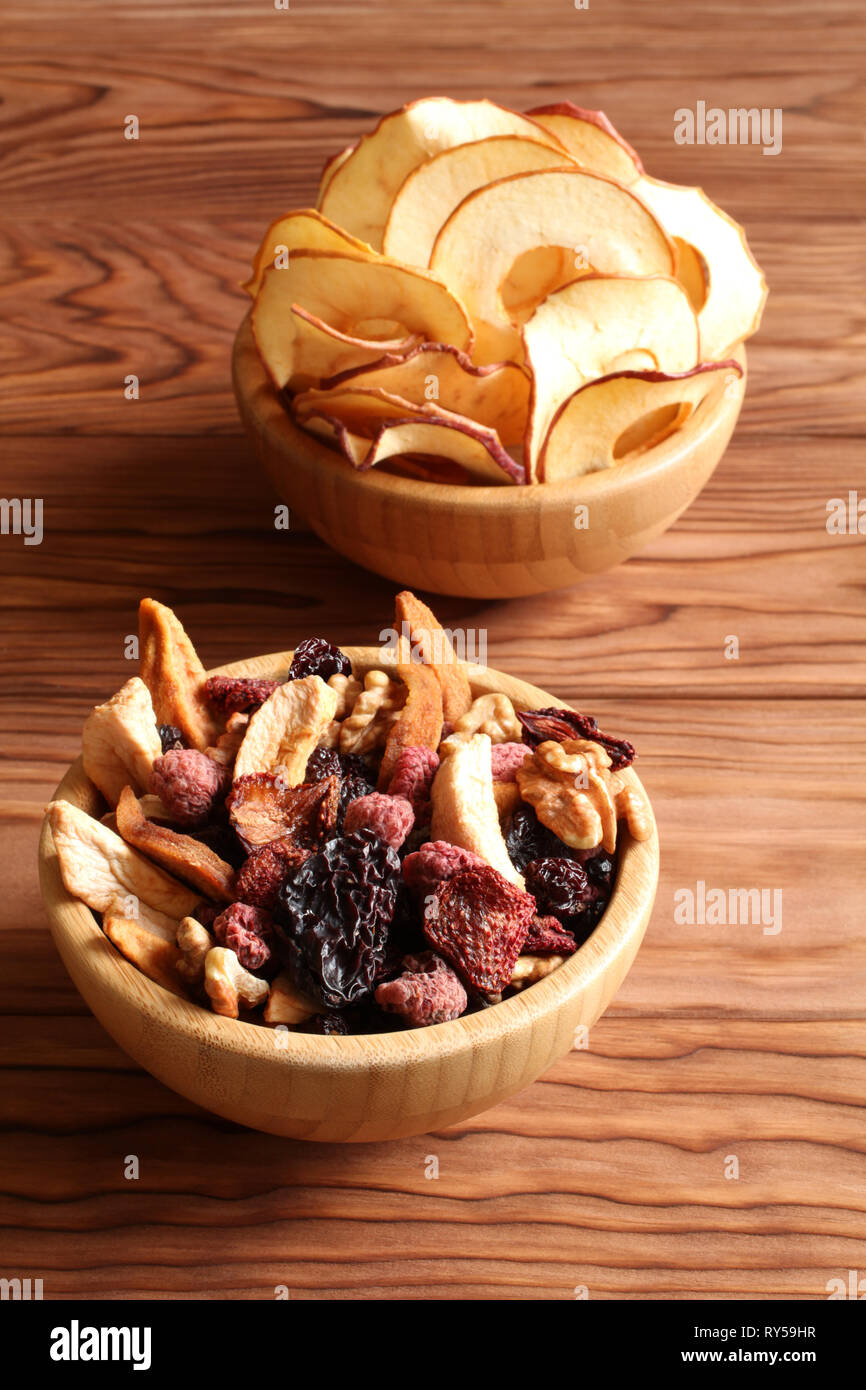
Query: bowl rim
xmin=39 ymin=647 xmax=660 ymax=1069
xmin=232 ymin=308 xmax=747 ymax=511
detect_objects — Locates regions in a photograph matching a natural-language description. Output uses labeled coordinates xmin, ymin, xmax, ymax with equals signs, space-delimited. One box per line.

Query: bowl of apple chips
xmin=233 ymin=97 xmax=766 ymax=597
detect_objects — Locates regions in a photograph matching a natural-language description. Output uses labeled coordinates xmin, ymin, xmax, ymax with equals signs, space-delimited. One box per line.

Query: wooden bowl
xmin=39 ymin=649 xmax=659 ymax=1143
xmin=233 ymin=312 xmax=746 ymax=598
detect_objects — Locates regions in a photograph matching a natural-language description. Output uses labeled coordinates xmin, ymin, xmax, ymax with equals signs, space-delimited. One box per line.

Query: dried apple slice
xmin=526 ymin=102 xmax=644 ymax=185
xmin=82 ymin=676 xmax=162 ymax=807
xmin=539 ymin=361 xmax=743 ymax=482
xmin=264 ymin=308 xmax=422 ymax=394
xmin=523 ymin=275 xmax=700 ymax=479
xmin=429 ymin=168 xmax=675 ymax=363
xmin=243 ymin=208 xmax=376 ymax=298
xmin=252 ymin=251 xmax=473 ymax=390
xmin=115 ymin=786 xmax=235 ymax=902
xmin=316 ymin=143 xmax=356 ymax=204
xmin=318 ymin=96 xmax=567 ymax=248
xmin=319 ymin=344 xmax=530 ymax=445
xmin=294 ymin=386 xmax=525 ymax=485
xmin=139 ymin=598 xmax=223 ymax=752
xmin=633 ymin=176 xmax=768 ymax=357
xmin=382 ymin=135 xmax=576 ymax=267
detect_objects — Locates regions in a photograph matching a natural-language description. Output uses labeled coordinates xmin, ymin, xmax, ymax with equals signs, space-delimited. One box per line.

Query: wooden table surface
xmin=2 ymin=0 xmax=864 ymax=1300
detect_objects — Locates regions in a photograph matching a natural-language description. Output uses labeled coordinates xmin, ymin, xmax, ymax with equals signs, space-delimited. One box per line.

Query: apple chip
xmin=103 ymin=911 xmax=189 ymax=999
xmin=523 ymin=275 xmax=700 ymax=479
xmin=318 ymin=96 xmax=567 ymax=248
xmin=634 ymin=176 xmax=768 ymax=358
xmin=320 ymin=344 xmax=530 ymax=445
xmin=382 ymin=135 xmax=576 ymax=267
xmin=264 ymin=970 xmax=318 ymax=1026
xmin=263 ymin=306 xmax=424 ymax=394
xmin=234 ymin=675 xmax=339 ymax=785
xmin=430 ymin=732 xmax=523 ymax=887
xmin=82 ymin=676 xmax=162 ymax=807
xmin=244 ymin=207 xmax=377 ymax=298
xmin=526 ymin=102 xmax=643 ymax=185
xmin=539 ymin=361 xmax=743 ymax=481
xmin=252 ymin=251 xmax=472 ymax=391
xmin=394 ymin=589 xmax=473 ymax=723
xmin=138 ymin=598 xmax=223 ymax=752
xmin=429 ymin=168 xmax=675 ymax=362
xmin=317 ymin=143 xmax=356 ymax=203
xmin=47 ymin=799 xmax=201 ymax=918
xmin=115 ymin=786 xmax=235 ymax=902
xmin=295 ymin=387 xmax=525 ymax=485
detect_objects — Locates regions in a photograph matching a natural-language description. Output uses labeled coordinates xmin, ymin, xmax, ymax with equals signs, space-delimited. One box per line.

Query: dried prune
xmin=518 ymin=707 xmax=635 ymax=770
xmin=205 ymin=676 xmax=279 ymax=715
xmin=275 ymin=830 xmax=401 ymax=1008
xmin=524 ymin=858 xmax=590 ymax=918
xmin=158 ymin=724 xmax=186 ymax=754
xmin=288 ymin=638 xmax=352 ymax=683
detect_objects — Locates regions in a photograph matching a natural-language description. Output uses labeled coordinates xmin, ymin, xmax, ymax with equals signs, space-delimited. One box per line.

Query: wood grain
xmin=1 ymin=0 xmax=864 ymax=1298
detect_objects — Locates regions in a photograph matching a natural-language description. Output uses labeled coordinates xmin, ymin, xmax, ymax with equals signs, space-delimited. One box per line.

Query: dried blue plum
xmin=275 ymin=830 xmax=401 ymax=1008
xmin=288 ymin=638 xmax=352 ymax=683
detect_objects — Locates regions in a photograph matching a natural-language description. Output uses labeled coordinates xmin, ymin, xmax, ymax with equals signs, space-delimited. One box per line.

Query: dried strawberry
xmin=227 ymin=773 xmax=339 ymax=853
xmin=523 ymin=915 xmax=577 ymax=956
xmin=402 ymin=840 xmax=488 ymax=899
xmin=386 ymin=746 xmax=439 ymax=821
xmin=234 ymin=838 xmax=312 ymax=909
xmin=343 ymin=792 xmax=414 ymax=850
xmin=424 ymin=866 xmax=536 ymax=993
xmin=287 ymin=638 xmax=352 ymax=683
xmin=205 ymin=675 xmax=279 ymax=715
xmin=213 ymin=903 xmax=274 ymax=970
xmin=518 ymin=707 xmax=635 ymax=771
xmin=150 ymin=749 xmax=228 ymax=827
xmin=375 ymin=952 xmax=467 ymax=1026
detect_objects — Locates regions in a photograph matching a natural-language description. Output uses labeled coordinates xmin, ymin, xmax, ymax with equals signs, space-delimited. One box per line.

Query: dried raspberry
xmin=375 ymin=952 xmax=468 ymax=1026
xmin=424 ymin=866 xmax=536 ymax=993
xmin=490 ymin=741 xmax=531 ymax=782
xmin=401 ymin=840 xmax=488 ymax=899
xmin=343 ymin=792 xmax=414 ymax=850
xmin=386 ymin=746 xmax=439 ymax=821
xmin=505 ymin=804 xmax=576 ymax=871
xmin=234 ymin=838 xmax=312 ymax=909
xmin=518 ymin=707 xmax=635 ymax=771
xmin=524 ymin=858 xmax=590 ymax=918
xmin=288 ymin=638 xmax=352 ymax=682
xmin=227 ymin=773 xmax=338 ymax=853
xmin=150 ymin=749 xmax=227 ymax=827
xmin=205 ymin=675 xmax=279 ymax=715
xmin=213 ymin=903 xmax=274 ymax=970
xmin=158 ymin=723 xmax=186 ymax=753
xmin=523 ymin=915 xmax=577 ymax=956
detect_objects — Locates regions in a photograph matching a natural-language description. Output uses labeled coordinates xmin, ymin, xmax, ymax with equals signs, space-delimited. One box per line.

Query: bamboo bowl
xmin=233 ymin=313 xmax=746 ymax=599
xmin=39 ymin=649 xmax=659 ymax=1143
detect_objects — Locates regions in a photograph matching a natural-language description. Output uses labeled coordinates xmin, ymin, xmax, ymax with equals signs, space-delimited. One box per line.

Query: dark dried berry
xmin=524 ymin=858 xmax=590 ymax=919
xmin=505 ymin=804 xmax=576 ymax=872
xmin=288 ymin=638 xmax=352 ymax=683
xmin=518 ymin=707 xmax=636 ymax=771
xmin=158 ymin=724 xmax=186 ymax=754
xmin=275 ymin=830 xmax=401 ymax=1009
xmin=306 ymin=1012 xmax=350 ymax=1035
xmin=304 ymin=746 xmax=376 ymax=830
xmin=523 ymin=915 xmax=578 ymax=956
xmin=205 ymin=675 xmax=279 ymax=715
